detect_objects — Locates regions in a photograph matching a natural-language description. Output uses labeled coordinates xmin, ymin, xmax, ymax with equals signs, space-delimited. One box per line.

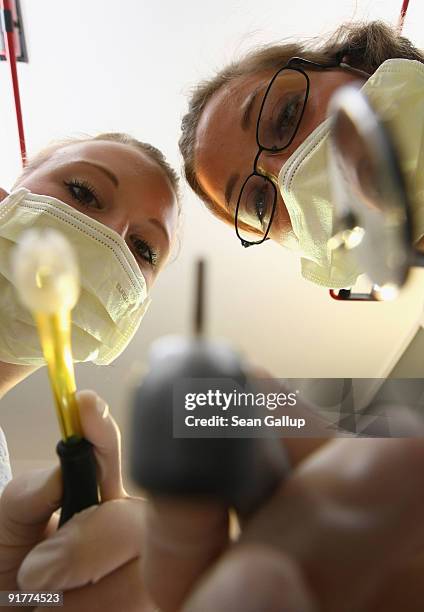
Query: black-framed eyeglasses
xmin=235 ymin=56 xmax=342 ymax=248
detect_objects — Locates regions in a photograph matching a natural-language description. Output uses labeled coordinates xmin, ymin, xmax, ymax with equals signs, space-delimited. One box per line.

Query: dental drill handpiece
xmin=130 ymin=260 xmax=289 ymax=515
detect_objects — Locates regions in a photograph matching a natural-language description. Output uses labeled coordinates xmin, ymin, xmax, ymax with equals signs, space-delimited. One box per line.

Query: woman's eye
xmin=253 ymin=189 xmax=270 ymax=225
xmin=244 ymin=179 xmax=274 ymax=230
xmin=132 ymin=237 xmax=158 ymax=267
xmin=276 ymin=96 xmax=302 ymax=136
xmin=64 ymin=180 xmax=100 ymax=208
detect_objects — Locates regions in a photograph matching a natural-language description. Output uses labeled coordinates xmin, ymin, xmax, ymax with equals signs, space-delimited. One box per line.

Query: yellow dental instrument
xmin=12 ymin=228 xmax=99 ymax=524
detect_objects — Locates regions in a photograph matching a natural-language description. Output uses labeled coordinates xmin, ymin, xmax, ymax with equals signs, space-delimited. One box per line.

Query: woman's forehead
xmin=196 ymin=71 xmax=272 ymax=144
xmin=48 ymin=140 xmax=156 ymax=174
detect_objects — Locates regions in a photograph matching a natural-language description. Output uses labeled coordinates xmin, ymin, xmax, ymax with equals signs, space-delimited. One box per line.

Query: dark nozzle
xmin=194 ymin=258 xmax=206 ymax=337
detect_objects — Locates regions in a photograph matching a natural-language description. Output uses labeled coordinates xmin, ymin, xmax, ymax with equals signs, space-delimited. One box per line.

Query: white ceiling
xmin=1 ymin=0 xmax=423 ymax=477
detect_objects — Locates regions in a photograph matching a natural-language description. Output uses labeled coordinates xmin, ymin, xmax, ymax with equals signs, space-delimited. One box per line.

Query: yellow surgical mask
xmin=278 ymin=58 xmax=424 ymax=288
xmin=0 ymin=188 xmax=150 ymax=365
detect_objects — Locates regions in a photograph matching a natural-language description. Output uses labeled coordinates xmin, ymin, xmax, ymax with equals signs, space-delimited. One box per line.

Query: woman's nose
xmin=257 ymin=150 xmax=290 ymax=183
xmin=104 ymin=214 xmax=130 ymax=239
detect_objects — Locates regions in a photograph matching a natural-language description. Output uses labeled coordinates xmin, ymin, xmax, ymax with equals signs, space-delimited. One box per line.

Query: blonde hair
xmin=179 ymin=21 xmax=424 ymax=225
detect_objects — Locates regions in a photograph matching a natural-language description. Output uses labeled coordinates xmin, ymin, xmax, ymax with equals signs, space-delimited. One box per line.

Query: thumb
xmin=183 ymin=544 xmax=317 ymax=612
xmin=0 ymin=188 xmax=9 ymax=203
xmin=0 ymin=467 xmax=62 ymax=547
xmin=143 ymin=497 xmax=229 ymax=612
xmin=76 ymin=389 xmax=125 ymax=500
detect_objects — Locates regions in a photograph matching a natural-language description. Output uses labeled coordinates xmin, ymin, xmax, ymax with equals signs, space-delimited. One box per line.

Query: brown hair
xmin=179 ymin=21 xmax=424 ymax=226
xmin=16 ymin=131 xmax=180 ymax=205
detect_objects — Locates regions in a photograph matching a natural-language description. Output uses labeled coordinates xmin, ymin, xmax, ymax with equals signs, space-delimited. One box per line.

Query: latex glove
xmin=182 ymin=437 xmax=424 ymax=612
xmin=0 ymin=390 xmax=153 ymax=611
xmin=138 ymin=389 xmax=424 ymax=612
xmin=141 ymin=394 xmax=333 ymax=611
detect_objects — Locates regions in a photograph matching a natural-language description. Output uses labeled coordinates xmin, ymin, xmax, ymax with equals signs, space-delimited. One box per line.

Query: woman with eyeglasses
xmin=141 ymin=21 xmax=424 ymax=612
xmin=179 ymin=21 xmax=424 ymax=290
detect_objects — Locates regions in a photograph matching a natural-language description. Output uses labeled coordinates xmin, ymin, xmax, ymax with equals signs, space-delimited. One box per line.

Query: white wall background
xmin=1 ymin=0 xmax=424 ymax=477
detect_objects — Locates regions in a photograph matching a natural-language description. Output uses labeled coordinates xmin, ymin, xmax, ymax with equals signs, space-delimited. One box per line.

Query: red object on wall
xmin=0 ymin=0 xmax=27 ymax=61
xmin=1 ymin=0 xmax=27 ymax=164
xmin=398 ymin=0 xmax=410 ymax=33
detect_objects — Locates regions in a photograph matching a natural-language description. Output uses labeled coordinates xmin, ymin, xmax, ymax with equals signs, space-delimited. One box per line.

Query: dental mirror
xmin=328 ymin=84 xmax=417 ymax=299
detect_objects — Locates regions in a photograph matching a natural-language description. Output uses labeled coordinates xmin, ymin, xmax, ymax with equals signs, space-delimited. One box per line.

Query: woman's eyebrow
xmin=225 ymin=173 xmax=240 ymax=209
xmin=73 ymin=160 xmax=119 ymax=187
xmin=241 ymin=87 xmax=261 ymax=131
xmin=147 ymin=218 xmax=170 ymax=246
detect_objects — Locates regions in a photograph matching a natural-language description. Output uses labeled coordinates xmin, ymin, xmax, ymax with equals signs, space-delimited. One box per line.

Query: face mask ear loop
xmin=0 ymin=0 xmax=26 ymax=165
